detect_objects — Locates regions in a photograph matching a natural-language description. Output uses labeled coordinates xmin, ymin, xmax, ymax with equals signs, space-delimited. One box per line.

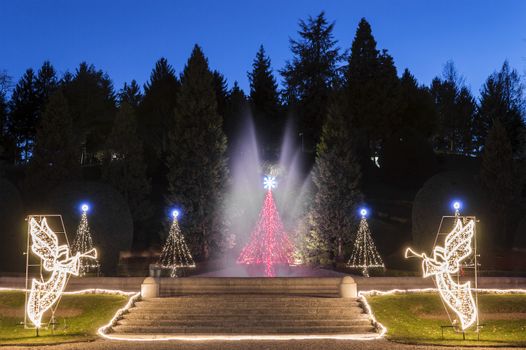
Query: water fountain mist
xmin=219 ymin=112 xmax=314 ymax=276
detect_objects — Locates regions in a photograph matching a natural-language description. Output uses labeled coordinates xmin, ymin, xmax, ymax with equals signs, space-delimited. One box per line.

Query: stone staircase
xmin=111 ymin=294 xmax=376 ymax=337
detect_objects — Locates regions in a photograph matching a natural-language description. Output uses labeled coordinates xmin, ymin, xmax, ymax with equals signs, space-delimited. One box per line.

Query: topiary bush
xmin=47 ymin=181 xmax=133 ymax=275
xmin=412 ymin=171 xmax=492 ymax=252
xmin=0 ymin=178 xmax=25 ymax=272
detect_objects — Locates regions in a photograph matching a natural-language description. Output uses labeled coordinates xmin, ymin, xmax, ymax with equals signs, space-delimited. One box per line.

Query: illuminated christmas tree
xmin=159 ymin=209 xmax=195 ymax=277
xmin=237 ymin=176 xmax=293 ymax=277
xmin=347 ymin=208 xmax=384 ymax=277
xmin=71 ymin=204 xmax=100 ymax=276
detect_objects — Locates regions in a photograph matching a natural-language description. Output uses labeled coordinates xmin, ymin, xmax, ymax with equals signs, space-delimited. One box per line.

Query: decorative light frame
xmin=405 ymin=211 xmax=479 ymax=331
xmin=24 ymin=215 xmax=97 ymax=328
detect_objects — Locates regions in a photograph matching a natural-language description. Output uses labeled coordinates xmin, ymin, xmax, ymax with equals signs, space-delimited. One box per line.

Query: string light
xmin=26 ymin=217 xmax=97 ymax=328
xmin=71 ymin=204 xmax=100 ymax=276
xmin=158 ymin=209 xmax=195 ymax=277
xmin=237 ymin=175 xmax=293 ymax=277
xmin=405 ymin=218 xmax=477 ymax=330
xmin=347 ymin=209 xmax=384 ymax=277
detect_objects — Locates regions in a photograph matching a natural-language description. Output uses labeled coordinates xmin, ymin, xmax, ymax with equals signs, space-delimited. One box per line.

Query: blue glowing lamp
xmin=452 ymin=200 xmax=462 ymax=213
xmin=81 ymin=203 xmax=89 ymax=213
xmin=360 ymin=208 xmax=368 ymax=218
xmin=171 ymin=209 xmax=180 ymax=219
xmin=263 ymin=176 xmax=277 ymax=190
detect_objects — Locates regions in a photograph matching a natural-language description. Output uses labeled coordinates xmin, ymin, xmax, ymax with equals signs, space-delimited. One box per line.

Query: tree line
xmin=0 ymin=13 xmax=524 ymax=260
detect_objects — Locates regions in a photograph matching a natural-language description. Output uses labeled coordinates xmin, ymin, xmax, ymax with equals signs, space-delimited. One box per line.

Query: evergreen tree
xmin=166 ymin=45 xmax=228 ymax=260
xmin=25 ymin=91 xmax=80 ymax=201
xmin=476 ymin=61 xmax=525 ymax=155
xmin=248 ymin=45 xmax=281 ymax=159
xmin=102 ymin=102 xmax=151 ymax=223
xmin=118 ymin=80 xmax=143 ymax=109
xmin=8 ymin=69 xmax=39 ymax=161
xmin=138 ymin=58 xmax=179 ymax=160
xmin=480 ymin=119 xmax=515 ymax=248
xmin=212 ymin=70 xmax=228 ymax=119
xmin=62 ymin=62 xmax=116 ymax=160
xmin=0 ymin=71 xmax=13 ymax=164
xmin=223 ymin=82 xmax=249 ymax=156
xmin=311 ymin=99 xmax=363 ymax=261
xmin=397 ymin=69 xmax=437 ymax=138
xmin=430 ymin=62 xmax=477 ymax=154
xmin=346 ymin=18 xmax=400 ymax=159
xmin=35 ymin=61 xmax=58 ymax=115
xmin=280 ymin=12 xmax=342 ymax=152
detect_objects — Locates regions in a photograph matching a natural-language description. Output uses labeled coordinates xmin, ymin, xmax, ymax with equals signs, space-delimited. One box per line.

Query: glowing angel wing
xmin=29 ymin=218 xmax=69 ymax=271
xmin=443 ymin=219 xmax=475 ymax=272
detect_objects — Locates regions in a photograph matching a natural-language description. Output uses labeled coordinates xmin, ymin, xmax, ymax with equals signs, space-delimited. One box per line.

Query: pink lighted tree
xmin=237 ymin=176 xmax=294 ymax=276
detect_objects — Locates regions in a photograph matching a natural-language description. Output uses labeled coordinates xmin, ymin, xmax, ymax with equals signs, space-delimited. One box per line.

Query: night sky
xmin=1 ymin=0 xmax=524 ymax=94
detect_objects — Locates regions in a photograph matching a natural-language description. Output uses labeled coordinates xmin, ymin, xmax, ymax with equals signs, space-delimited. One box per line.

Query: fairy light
xmin=159 ymin=209 xmax=195 ymax=277
xmin=405 ymin=218 xmax=477 ymax=330
xmin=347 ymin=208 xmax=384 ymax=277
xmin=71 ymin=204 xmax=100 ymax=276
xmin=26 ymin=217 xmax=97 ymax=328
xmin=237 ymin=176 xmax=293 ymax=276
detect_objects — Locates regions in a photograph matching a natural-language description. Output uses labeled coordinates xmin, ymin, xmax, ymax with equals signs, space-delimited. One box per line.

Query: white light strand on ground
xmin=71 ymin=209 xmax=100 ymax=276
xmin=26 ymin=217 xmax=97 ymax=328
xmin=347 ymin=215 xmax=384 ymax=277
xmin=159 ymin=213 xmax=195 ymax=277
xmin=405 ymin=218 xmax=477 ymax=330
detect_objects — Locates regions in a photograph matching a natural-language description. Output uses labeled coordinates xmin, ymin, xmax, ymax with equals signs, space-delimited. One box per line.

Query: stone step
xmin=123 ymin=312 xmax=370 ymax=321
xmin=127 ymin=306 xmax=366 ymax=315
xmin=112 ymin=324 xmax=375 ymax=334
xmin=135 ymin=300 xmax=361 ymax=307
xmin=117 ymin=318 xmax=372 ymax=327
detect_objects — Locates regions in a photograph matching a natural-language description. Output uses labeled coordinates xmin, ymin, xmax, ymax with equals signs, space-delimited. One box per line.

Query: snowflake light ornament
xmin=263 ymin=175 xmax=277 ymax=190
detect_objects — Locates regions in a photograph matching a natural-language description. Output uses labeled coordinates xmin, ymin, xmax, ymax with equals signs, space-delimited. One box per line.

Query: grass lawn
xmin=0 ymin=290 xmax=129 ymax=345
xmin=367 ymin=292 xmax=526 ymax=346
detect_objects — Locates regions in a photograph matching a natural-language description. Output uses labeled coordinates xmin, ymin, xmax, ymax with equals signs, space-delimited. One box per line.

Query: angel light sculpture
xmin=405 ymin=217 xmax=477 ymax=330
xmin=27 ymin=217 xmax=97 ymax=328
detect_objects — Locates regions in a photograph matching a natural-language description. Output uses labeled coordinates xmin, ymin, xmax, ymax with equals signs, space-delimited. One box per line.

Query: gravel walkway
xmin=2 ymin=339 xmax=522 ymax=350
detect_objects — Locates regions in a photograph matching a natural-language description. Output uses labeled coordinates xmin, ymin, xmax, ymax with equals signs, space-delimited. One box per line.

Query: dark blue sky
xmin=1 ymin=0 xmax=524 ymax=95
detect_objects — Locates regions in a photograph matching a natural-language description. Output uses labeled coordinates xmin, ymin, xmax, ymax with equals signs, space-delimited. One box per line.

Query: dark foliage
xmin=166 ymin=45 xmax=228 ymax=260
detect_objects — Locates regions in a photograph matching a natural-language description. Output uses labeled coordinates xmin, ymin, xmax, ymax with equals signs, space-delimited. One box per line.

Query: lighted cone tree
xmin=159 ymin=209 xmax=195 ymax=277
xmin=347 ymin=209 xmax=384 ymax=277
xmin=237 ymin=176 xmax=294 ymax=277
xmin=71 ymin=204 xmax=100 ymax=276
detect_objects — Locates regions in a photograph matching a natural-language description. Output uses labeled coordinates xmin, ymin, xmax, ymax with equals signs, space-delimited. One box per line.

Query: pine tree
xmin=480 ymin=119 xmax=515 ymax=248
xmin=102 ymin=102 xmax=151 ymax=223
xmin=248 ymin=45 xmax=281 ymax=160
xmin=430 ymin=62 xmax=477 ymax=154
xmin=476 ymin=61 xmax=525 ymax=155
xmin=139 ymin=58 xmax=179 ymax=159
xmin=311 ymin=99 xmax=363 ymax=261
xmin=346 ymin=18 xmax=400 ymax=159
xmin=224 ymin=82 xmax=248 ymax=152
xmin=25 ymin=91 xmax=80 ymax=201
xmin=397 ymin=69 xmax=437 ymax=138
xmin=212 ymin=70 xmax=228 ymax=119
xmin=118 ymin=80 xmax=143 ymax=109
xmin=8 ymin=69 xmax=39 ymax=161
xmin=166 ymin=45 xmax=228 ymax=260
xmin=35 ymin=61 xmax=58 ymax=115
xmin=62 ymin=62 xmax=116 ymax=159
xmin=280 ymin=12 xmax=342 ymax=152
